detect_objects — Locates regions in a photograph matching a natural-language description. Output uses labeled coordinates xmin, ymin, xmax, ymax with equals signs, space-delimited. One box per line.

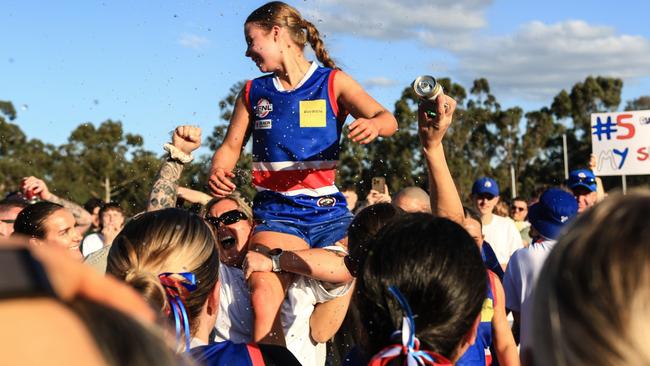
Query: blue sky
xmin=3 ymin=0 xmax=650 ymax=154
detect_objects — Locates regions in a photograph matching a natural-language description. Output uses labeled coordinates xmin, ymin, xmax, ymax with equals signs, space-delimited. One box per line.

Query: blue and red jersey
xmin=190 ymin=342 xmax=264 ymax=366
xmin=457 ymin=270 xmax=500 ymax=366
xmin=244 ymin=63 xmax=350 ymax=224
xmin=190 ymin=342 xmax=300 ymax=366
xmin=481 ymin=242 xmax=504 ymax=282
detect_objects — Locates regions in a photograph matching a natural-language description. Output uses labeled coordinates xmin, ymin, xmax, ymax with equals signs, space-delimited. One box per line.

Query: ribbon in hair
xmin=368 ymin=286 xmax=452 ymax=366
xmin=158 ymin=272 xmax=197 ymax=352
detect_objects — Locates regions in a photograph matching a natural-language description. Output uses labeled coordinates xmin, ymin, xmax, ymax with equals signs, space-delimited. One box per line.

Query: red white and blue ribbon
xmin=369 ymin=286 xmax=452 ymax=366
xmin=158 ymin=272 xmax=197 ymax=352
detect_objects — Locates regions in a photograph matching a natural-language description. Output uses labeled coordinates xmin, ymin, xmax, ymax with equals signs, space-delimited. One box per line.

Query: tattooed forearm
xmin=147 ymin=159 xmax=184 ymax=212
xmin=48 ymin=194 xmax=93 ymax=227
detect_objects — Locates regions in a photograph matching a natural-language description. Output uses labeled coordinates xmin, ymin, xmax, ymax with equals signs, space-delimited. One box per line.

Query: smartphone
xmin=0 ymin=248 xmax=54 ymax=299
xmin=371 ymin=177 xmax=386 ymax=193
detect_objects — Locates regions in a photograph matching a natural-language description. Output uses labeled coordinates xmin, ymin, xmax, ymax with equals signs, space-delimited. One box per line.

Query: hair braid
xmin=302 ymin=19 xmax=338 ymax=70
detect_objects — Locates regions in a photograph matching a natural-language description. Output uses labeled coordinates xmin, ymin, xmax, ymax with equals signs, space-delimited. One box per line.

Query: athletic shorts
xmin=254 ymin=211 xmax=353 ymax=249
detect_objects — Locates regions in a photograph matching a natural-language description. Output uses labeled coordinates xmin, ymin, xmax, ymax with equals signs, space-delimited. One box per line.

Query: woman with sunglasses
xmin=147 ymin=126 xmax=353 ymax=365
xmin=203 ymin=193 xmax=352 ymax=365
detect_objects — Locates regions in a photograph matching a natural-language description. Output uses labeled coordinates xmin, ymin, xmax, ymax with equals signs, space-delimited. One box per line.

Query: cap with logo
xmin=527 ymin=188 xmax=578 ymax=240
xmin=567 ymin=169 xmax=597 ymax=192
xmin=472 ymin=177 xmax=500 ymax=197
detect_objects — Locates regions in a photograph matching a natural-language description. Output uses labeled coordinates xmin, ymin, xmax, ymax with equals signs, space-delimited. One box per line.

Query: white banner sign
xmin=591 ymin=110 xmax=650 ymax=176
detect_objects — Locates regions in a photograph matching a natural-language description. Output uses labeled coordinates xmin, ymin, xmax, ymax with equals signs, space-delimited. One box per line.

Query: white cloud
xmin=454 ymin=20 xmax=650 ymax=100
xmin=298 ymin=0 xmax=491 ymax=47
xmin=295 ymin=2 xmax=650 ymax=102
xmin=178 ymin=33 xmax=210 ymax=49
xmin=364 ymin=76 xmax=399 ymax=88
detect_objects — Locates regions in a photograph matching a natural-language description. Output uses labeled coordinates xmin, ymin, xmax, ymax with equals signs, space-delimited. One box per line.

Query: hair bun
xmin=125 ymin=270 xmax=167 ymax=313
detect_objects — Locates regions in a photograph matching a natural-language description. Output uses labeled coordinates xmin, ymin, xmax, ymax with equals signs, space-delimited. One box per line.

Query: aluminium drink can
xmin=412 ymin=75 xmax=443 ymax=101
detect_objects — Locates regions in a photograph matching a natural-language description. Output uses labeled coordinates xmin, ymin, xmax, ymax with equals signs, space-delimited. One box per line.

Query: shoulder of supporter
xmin=505 ymin=217 xmax=524 ymax=248
xmin=307 ymin=245 xmax=352 ymax=303
xmin=503 ymin=249 xmax=525 ymax=311
xmin=219 ymin=264 xmax=246 ymax=289
xmin=506 ymin=246 xmax=529 ymax=270
xmin=83 ymin=245 xmax=110 ymax=274
xmin=505 ymin=216 xmax=522 ymax=233
xmin=82 ymin=232 xmax=102 ymax=244
xmin=81 ymin=233 xmax=105 ymax=257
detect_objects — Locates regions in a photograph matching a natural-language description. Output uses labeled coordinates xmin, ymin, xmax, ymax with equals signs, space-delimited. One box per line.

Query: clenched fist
xmin=172 ymin=125 xmax=202 ymax=155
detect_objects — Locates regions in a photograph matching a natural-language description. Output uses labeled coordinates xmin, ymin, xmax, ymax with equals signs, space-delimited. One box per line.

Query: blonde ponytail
xmin=302 ymin=19 xmax=337 ymax=70
xmin=107 ymin=208 xmax=219 ymax=337
xmin=124 ymin=269 xmax=167 ymax=313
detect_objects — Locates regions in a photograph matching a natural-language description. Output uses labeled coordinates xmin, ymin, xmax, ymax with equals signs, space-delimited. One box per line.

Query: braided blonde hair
xmin=246 ymin=1 xmax=338 ymax=70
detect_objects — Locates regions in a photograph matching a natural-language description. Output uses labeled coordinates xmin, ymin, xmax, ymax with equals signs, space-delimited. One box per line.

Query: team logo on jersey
xmin=255 ymin=98 xmax=273 ymax=118
xmin=255 ymin=119 xmax=272 ymax=130
xmin=317 ymin=196 xmax=337 ymax=207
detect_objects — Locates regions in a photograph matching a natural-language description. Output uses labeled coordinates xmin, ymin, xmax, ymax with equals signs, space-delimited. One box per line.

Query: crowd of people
xmin=2 ymin=2 xmax=649 ymax=366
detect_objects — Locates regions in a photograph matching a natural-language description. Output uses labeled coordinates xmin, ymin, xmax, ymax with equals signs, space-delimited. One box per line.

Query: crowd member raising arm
xmin=20 ymin=176 xmax=92 ymax=235
xmin=418 ymin=91 xmax=463 ymax=224
xmin=147 ymin=125 xmax=202 ymax=212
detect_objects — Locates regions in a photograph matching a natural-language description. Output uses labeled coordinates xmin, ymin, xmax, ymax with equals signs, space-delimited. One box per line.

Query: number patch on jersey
xmin=299 ymin=99 xmax=327 ymax=128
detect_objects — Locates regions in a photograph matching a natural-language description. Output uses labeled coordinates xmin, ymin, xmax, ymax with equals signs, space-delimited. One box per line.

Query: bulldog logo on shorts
xmin=317 ymin=196 xmax=336 ymax=207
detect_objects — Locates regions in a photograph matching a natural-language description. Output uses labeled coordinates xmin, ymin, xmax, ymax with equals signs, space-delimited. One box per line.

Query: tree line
xmin=2 ymin=76 xmax=649 ymax=214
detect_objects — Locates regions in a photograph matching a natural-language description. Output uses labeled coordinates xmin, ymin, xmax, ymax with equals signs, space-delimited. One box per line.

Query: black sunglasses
xmin=0 ymin=219 xmax=15 ymax=224
xmin=476 ymin=193 xmax=495 ymax=200
xmin=206 ymin=210 xmax=247 ymax=228
xmin=511 ymin=206 xmax=527 ymax=212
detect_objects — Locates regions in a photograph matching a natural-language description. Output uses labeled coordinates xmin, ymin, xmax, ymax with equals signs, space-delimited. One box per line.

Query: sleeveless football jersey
xmin=457 ymin=270 xmax=500 ymax=366
xmin=245 ymin=62 xmax=350 ymax=224
xmin=190 ymin=341 xmax=301 ymax=366
xmin=190 ymin=342 xmax=263 ymax=366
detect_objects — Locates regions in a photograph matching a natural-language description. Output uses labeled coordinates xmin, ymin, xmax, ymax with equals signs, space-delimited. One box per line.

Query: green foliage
xmin=339 ymin=75 xmax=633 ymax=202
xmin=50 ymin=120 xmax=159 ymax=213
xmin=625 ymin=96 xmax=650 ymax=111
xmin=0 ymin=101 xmax=56 ymax=193
xmin=2 ymin=75 xmax=647 ymax=212
xmin=0 ymin=101 xmax=17 ymax=121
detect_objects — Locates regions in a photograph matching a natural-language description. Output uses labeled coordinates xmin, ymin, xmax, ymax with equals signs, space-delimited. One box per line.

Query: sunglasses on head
xmin=206 ymin=210 xmax=247 ymax=228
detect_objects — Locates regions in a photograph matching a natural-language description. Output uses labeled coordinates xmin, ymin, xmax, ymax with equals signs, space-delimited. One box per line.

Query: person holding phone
xmin=364 ymin=177 xmax=392 ymax=207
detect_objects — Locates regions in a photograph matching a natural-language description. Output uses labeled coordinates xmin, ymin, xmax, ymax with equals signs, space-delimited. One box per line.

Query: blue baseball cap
xmin=472 ymin=177 xmax=500 ymax=197
xmin=567 ymin=169 xmax=597 ymax=192
xmin=527 ymin=188 xmax=578 ymax=240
